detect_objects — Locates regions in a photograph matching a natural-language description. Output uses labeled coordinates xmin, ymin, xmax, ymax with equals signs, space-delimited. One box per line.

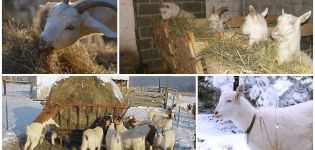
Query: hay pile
xmin=3 ymin=19 xmax=111 ymax=74
xmin=151 ymin=17 xmax=313 ymax=74
xmin=47 ymin=76 xmax=125 ymax=129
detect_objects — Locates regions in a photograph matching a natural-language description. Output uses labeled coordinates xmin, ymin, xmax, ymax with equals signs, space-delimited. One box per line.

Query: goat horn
xmin=215 ymin=6 xmax=228 ymax=16
xmin=210 ymin=6 xmax=215 ymax=15
xmin=63 ymin=0 xmax=70 ymax=4
xmin=160 ymin=0 xmax=168 ymax=7
xmin=120 ymin=101 xmax=132 ymax=118
xmin=74 ymin=0 xmax=117 ymax=14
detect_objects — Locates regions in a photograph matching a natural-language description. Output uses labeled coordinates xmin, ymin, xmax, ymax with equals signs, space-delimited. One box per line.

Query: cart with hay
xmin=151 ymin=15 xmax=313 ymax=74
xmin=41 ymin=77 xmax=132 ymax=147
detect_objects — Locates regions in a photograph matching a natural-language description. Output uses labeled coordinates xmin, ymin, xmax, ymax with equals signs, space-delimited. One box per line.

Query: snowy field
xmin=2 ymin=83 xmax=42 ymax=149
xmin=197 ymin=114 xmax=250 ymax=150
xmin=125 ymin=96 xmax=196 ymax=150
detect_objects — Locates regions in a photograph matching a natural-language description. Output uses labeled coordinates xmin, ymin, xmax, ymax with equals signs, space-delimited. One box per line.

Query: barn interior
xmin=120 ymin=0 xmax=313 ymax=74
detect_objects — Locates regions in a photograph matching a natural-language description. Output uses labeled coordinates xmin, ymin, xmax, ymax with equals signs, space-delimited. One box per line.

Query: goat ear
xmin=297 ymin=11 xmax=312 ymax=24
xmin=261 ymin=7 xmax=268 ymax=17
xmin=82 ymin=13 xmax=117 ymax=38
xmin=235 ymin=85 xmax=244 ymax=100
xmin=210 ymin=6 xmax=215 ymax=15
xmin=249 ymin=5 xmax=256 ymax=16
xmin=282 ymin=9 xmax=286 ymax=15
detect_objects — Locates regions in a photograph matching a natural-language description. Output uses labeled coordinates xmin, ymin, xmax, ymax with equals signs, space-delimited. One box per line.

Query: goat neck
xmin=231 ymin=97 xmax=257 ymax=132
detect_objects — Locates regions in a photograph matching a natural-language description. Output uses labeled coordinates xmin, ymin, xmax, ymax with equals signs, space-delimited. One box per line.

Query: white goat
xmin=214 ymin=85 xmax=313 ymax=150
xmin=242 ymin=5 xmax=269 ymax=46
xmin=119 ymin=124 xmax=156 ymax=150
xmin=125 ymin=116 xmax=152 ymax=129
xmin=147 ymin=109 xmax=168 ymax=121
xmin=174 ymin=101 xmax=189 ymax=111
xmin=271 ymin=10 xmax=312 ymax=65
xmin=113 ymin=116 xmax=128 ymax=133
xmin=80 ymin=126 xmax=103 ymax=150
xmin=155 ymin=128 xmax=175 ymax=150
xmin=106 ymin=123 xmax=123 ymax=150
xmin=160 ymin=2 xmax=195 ymax=20
xmin=152 ymin=112 xmax=173 ymax=129
xmin=24 ymin=104 xmax=63 ymax=150
xmin=208 ymin=6 xmax=229 ymax=32
xmin=37 ymin=0 xmax=117 ymax=50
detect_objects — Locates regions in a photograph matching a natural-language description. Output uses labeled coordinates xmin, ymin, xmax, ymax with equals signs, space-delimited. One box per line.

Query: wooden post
xmin=164 ymin=77 xmax=169 ymax=109
xmin=177 ymin=107 xmax=180 ymax=128
xmin=30 ymin=83 xmax=33 ymax=98
xmin=77 ymin=106 xmax=80 ymax=129
xmin=6 ymin=100 xmax=9 ymax=130
xmin=3 ymin=80 xmax=7 ymax=96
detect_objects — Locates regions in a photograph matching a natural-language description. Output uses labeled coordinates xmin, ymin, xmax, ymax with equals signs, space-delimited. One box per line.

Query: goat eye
xmin=226 ymin=100 xmax=232 ymax=103
xmin=65 ymin=25 xmax=75 ymax=30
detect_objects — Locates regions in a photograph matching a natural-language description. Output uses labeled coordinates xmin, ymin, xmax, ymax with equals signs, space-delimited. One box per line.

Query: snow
xmin=197 ymin=114 xmax=250 ymax=150
xmin=2 ymin=83 xmax=43 ymax=147
xmin=273 ymin=79 xmax=293 ymax=96
xmin=210 ymin=77 xmax=234 ymax=92
xmin=37 ymin=76 xmax=124 ymax=101
xmin=199 ymin=76 xmax=313 ymax=150
xmin=125 ymin=96 xmax=196 ymax=149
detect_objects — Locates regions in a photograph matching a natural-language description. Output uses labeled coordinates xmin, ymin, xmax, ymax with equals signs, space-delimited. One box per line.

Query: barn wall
xmin=205 ymin=0 xmax=313 ymax=21
xmin=120 ymin=0 xmax=140 ymax=62
xmin=134 ymin=0 xmax=206 ymax=71
xmin=243 ymin=0 xmax=313 ymax=21
xmin=206 ymin=0 xmax=243 ymax=18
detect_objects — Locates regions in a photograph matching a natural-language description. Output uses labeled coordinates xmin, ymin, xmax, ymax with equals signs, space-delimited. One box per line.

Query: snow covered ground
xmin=197 ymin=114 xmax=250 ymax=150
xmin=125 ymin=96 xmax=196 ymax=150
xmin=2 ymin=83 xmax=42 ymax=149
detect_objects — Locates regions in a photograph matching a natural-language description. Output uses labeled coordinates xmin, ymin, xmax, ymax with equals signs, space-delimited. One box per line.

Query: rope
xmin=256 ymin=101 xmax=277 ymax=150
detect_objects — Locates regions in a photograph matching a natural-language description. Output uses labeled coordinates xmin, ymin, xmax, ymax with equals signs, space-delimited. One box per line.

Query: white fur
xmin=175 ymin=101 xmax=188 ymax=111
xmin=160 ymin=2 xmax=195 ymax=20
xmin=106 ymin=123 xmax=123 ymax=150
xmin=24 ymin=119 xmax=59 ymax=150
xmin=214 ymin=85 xmax=313 ymax=150
xmin=271 ymin=10 xmax=312 ymax=65
xmin=119 ymin=125 xmax=153 ymax=150
xmin=242 ymin=5 xmax=269 ymax=46
xmin=114 ymin=119 xmax=128 ymax=133
xmin=38 ymin=0 xmax=117 ymax=49
xmin=155 ymin=128 xmax=175 ymax=150
xmin=147 ymin=109 xmax=168 ymax=121
xmin=208 ymin=7 xmax=229 ymax=32
xmin=80 ymin=126 xmax=103 ymax=150
xmin=152 ymin=113 xmax=173 ymax=129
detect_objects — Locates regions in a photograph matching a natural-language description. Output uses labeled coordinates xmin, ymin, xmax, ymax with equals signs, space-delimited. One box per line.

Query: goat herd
xmin=24 ymin=101 xmax=196 ymax=150
xmin=159 ymin=1 xmax=312 ymax=66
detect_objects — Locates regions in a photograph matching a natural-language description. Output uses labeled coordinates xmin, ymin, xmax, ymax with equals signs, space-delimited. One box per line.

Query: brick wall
xmin=206 ymin=0 xmax=243 ymax=18
xmin=205 ymin=0 xmax=312 ymax=21
xmin=134 ymin=0 xmax=206 ymax=72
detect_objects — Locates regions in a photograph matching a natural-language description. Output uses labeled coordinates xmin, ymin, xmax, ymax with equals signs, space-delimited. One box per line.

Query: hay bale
xmin=3 ymin=19 xmax=111 ymax=74
xmin=151 ymin=17 xmax=313 ymax=74
xmin=47 ymin=76 xmax=125 ymax=129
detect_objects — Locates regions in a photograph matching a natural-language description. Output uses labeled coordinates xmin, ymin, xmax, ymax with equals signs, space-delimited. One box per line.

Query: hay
xmin=47 ymin=76 xmax=125 ymax=129
xmin=151 ymin=17 xmax=313 ymax=74
xmin=2 ymin=19 xmax=111 ymax=74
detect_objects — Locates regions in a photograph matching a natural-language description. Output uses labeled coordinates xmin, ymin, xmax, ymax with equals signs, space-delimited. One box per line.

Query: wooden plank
xmin=226 ymin=15 xmax=279 ymax=27
xmin=301 ymin=23 xmax=313 ymax=37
